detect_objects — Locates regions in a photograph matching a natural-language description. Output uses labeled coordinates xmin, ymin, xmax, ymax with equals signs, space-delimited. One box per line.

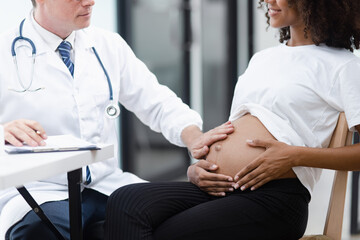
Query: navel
xmin=215 ymin=144 xmax=222 ymax=151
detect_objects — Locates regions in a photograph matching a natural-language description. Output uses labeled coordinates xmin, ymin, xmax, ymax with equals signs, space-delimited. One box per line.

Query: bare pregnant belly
xmin=206 ymin=114 xmax=296 ymax=179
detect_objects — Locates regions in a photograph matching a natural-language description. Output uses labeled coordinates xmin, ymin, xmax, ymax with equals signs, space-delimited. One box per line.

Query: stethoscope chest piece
xmin=105 ymin=102 xmax=120 ymax=119
xmin=12 ymin=19 xmax=120 ymax=119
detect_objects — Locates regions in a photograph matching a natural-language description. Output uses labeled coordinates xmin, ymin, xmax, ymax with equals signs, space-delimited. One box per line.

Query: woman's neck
xmin=287 ymin=24 xmax=315 ymax=47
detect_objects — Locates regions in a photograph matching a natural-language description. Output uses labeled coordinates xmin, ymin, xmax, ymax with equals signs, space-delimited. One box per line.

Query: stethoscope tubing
xmin=10 ymin=19 xmax=120 ymax=118
xmin=91 ymin=47 xmax=113 ymax=101
xmin=11 ymin=19 xmax=36 ymax=57
xmin=10 ymin=19 xmax=40 ymax=92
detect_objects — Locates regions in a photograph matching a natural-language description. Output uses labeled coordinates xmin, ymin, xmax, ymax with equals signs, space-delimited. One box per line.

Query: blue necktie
xmin=85 ymin=166 xmax=92 ymax=185
xmin=58 ymin=41 xmax=74 ymax=76
xmin=58 ymin=41 xmax=91 ymax=184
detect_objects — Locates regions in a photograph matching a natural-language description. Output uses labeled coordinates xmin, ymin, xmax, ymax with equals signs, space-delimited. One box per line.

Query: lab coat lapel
xmin=21 ymin=17 xmax=74 ymax=78
xmin=73 ymin=30 xmax=95 ymax=79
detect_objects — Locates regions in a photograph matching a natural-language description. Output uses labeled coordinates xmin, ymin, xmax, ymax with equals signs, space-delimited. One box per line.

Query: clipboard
xmin=4 ymin=135 xmax=100 ymax=154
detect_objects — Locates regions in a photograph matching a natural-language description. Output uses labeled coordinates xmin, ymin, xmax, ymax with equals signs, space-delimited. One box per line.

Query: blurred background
xmin=1 ymin=1 xmax=359 ymax=239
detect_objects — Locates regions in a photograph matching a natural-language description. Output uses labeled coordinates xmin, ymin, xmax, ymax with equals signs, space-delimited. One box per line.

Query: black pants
xmin=6 ymin=188 xmax=108 ymax=240
xmin=104 ymin=179 xmax=310 ymax=240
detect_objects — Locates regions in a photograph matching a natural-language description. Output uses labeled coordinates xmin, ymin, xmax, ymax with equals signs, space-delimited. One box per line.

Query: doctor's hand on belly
xmin=182 ymin=121 xmax=236 ymax=197
xmin=184 ymin=121 xmax=235 ymax=159
xmin=190 ymin=114 xmax=297 ymax=196
xmin=3 ymin=119 xmax=47 ymax=147
xmin=187 ymin=160 xmax=235 ymax=197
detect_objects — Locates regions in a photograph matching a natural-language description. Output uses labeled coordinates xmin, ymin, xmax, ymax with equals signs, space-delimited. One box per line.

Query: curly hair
xmin=258 ymin=0 xmax=360 ymax=51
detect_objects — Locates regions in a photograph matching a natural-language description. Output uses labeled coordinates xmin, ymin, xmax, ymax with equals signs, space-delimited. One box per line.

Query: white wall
xmin=0 ymin=1 xmax=33 ymax=33
xmin=0 ymin=1 xmax=117 ymax=33
xmin=92 ymin=0 xmax=117 ymax=32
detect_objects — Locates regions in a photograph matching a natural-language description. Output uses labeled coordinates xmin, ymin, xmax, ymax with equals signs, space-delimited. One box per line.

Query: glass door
xmin=118 ymin=0 xmax=190 ymax=181
xmin=117 ymin=0 xmax=245 ymax=181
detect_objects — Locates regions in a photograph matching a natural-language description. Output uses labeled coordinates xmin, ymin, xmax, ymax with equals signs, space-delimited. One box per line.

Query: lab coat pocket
xmin=76 ymin=93 xmax=106 ymax=141
xmin=93 ymin=93 xmax=119 ymax=139
xmin=94 ymin=93 xmax=113 ymax=117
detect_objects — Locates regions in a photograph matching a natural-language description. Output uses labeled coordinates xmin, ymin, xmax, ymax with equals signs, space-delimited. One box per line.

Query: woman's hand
xmin=184 ymin=121 xmax=234 ymax=159
xmin=3 ymin=119 xmax=47 ymax=147
xmin=187 ymin=160 xmax=235 ymax=196
xmin=233 ymin=139 xmax=297 ymax=191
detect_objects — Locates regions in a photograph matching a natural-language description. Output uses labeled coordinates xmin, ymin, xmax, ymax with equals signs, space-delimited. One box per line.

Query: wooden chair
xmin=300 ymin=112 xmax=353 ymax=240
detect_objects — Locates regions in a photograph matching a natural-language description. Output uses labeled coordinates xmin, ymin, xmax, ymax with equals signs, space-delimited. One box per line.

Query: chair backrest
xmin=323 ymin=112 xmax=353 ymax=239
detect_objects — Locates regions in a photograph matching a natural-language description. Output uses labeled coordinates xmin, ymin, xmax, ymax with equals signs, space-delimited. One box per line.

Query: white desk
xmin=0 ymin=144 xmax=113 ymax=190
xmin=0 ymin=144 xmax=114 ymax=240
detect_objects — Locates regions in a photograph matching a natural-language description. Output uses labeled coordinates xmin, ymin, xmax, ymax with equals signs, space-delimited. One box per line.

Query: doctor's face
xmin=34 ymin=0 xmax=95 ymax=39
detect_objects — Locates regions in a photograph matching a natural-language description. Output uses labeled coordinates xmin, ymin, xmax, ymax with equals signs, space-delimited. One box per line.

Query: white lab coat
xmin=0 ymin=17 xmax=202 ymax=238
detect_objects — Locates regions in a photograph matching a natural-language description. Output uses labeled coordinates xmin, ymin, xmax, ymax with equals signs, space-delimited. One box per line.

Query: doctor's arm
xmin=3 ymin=119 xmax=47 ymax=147
xmin=116 ymin=36 xmax=234 ymax=194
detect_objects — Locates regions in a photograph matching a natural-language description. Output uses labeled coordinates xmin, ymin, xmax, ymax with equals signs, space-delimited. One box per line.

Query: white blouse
xmin=230 ymin=44 xmax=360 ymax=194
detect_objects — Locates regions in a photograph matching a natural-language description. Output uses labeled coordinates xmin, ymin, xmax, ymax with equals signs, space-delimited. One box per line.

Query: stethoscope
xmin=10 ymin=19 xmax=120 ymax=119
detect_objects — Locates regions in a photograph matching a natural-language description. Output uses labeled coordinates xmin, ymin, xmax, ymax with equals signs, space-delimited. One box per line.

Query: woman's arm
xmin=233 ymin=125 xmax=360 ymax=191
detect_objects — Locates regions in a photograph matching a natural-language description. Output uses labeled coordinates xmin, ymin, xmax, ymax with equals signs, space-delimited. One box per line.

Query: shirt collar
xmin=30 ymin=11 xmax=76 ymax=52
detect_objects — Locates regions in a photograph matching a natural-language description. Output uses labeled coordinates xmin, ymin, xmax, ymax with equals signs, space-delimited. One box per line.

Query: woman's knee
xmin=106 ymin=183 xmax=157 ymax=226
xmin=106 ymin=182 xmax=195 ymax=225
xmin=107 ymin=183 xmax=148 ymax=212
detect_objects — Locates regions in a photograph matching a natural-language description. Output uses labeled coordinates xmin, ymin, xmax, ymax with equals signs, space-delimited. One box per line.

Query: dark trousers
xmin=104 ymin=179 xmax=310 ymax=240
xmin=6 ymin=188 xmax=108 ymax=240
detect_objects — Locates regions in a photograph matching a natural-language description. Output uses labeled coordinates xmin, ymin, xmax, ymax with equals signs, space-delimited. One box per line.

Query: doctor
xmin=0 ymin=0 xmax=234 ymax=239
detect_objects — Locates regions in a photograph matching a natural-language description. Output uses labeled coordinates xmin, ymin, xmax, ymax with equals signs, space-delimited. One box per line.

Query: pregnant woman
xmin=104 ymin=0 xmax=360 ymax=239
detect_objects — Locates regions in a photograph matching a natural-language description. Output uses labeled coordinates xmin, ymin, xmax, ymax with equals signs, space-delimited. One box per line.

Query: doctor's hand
xmin=182 ymin=121 xmax=234 ymax=159
xmin=233 ymin=139 xmax=297 ymax=191
xmin=3 ymin=119 xmax=47 ymax=147
xmin=187 ymin=160 xmax=235 ymax=197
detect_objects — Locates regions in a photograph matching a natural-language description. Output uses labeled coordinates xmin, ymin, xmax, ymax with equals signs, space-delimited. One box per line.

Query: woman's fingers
xmin=233 ymin=139 xmax=274 ymax=182
xmin=246 ymin=138 xmax=272 ymax=148
xmin=234 ymin=158 xmax=260 ymax=182
xmin=234 ymin=171 xmax=267 ymax=191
